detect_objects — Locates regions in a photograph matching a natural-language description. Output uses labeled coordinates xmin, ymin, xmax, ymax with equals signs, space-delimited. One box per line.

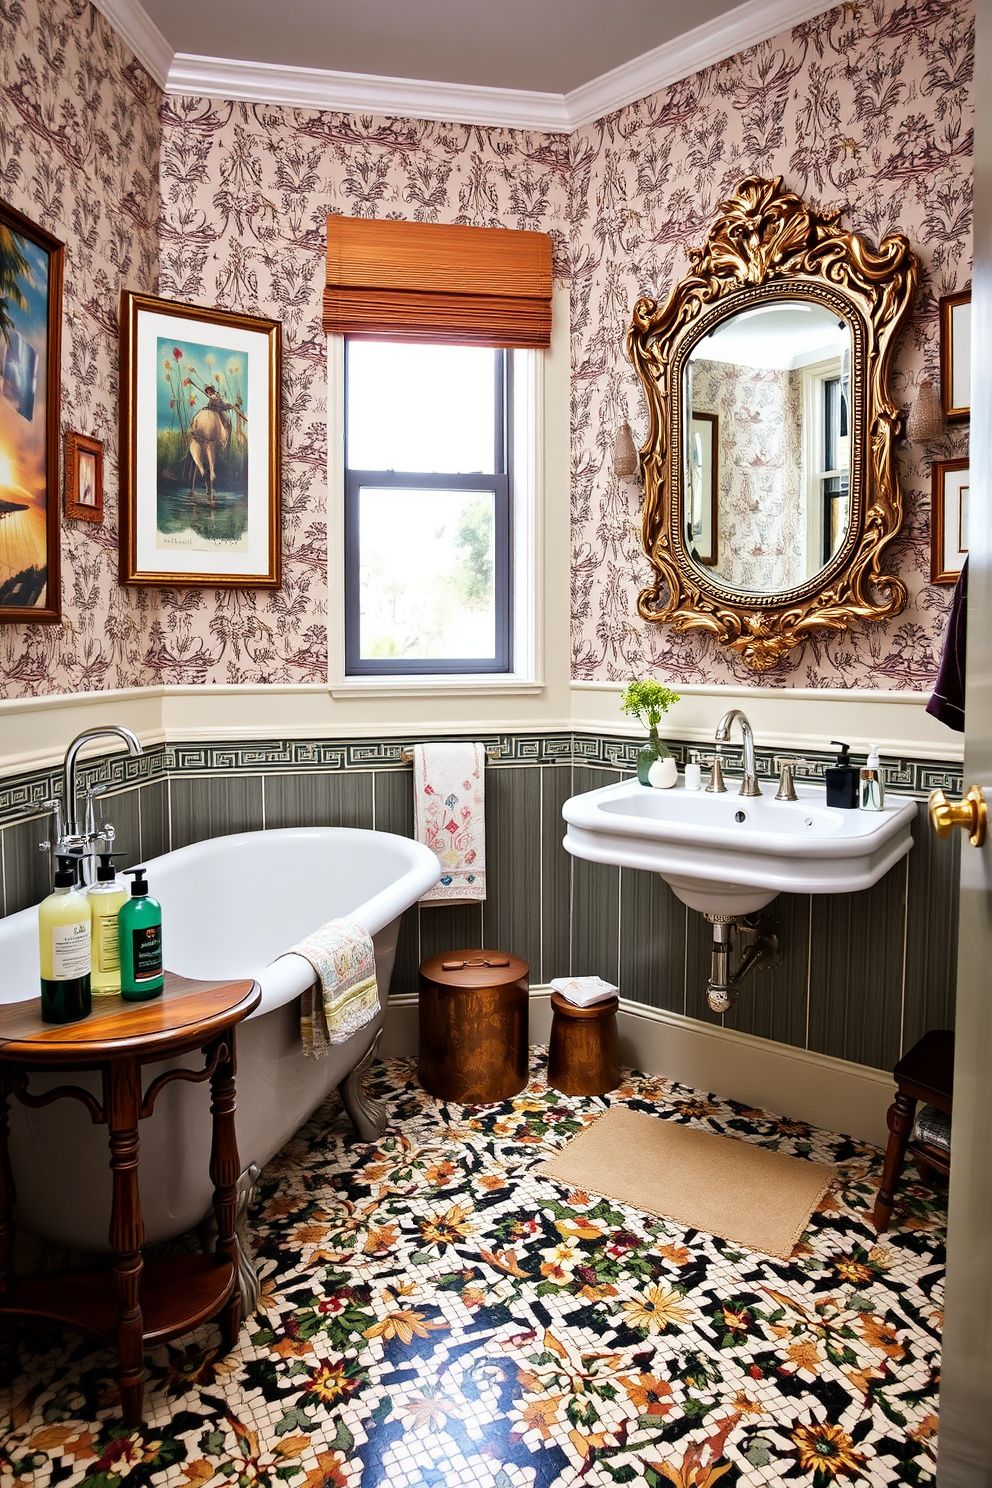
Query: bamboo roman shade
xmin=323 ymin=217 xmax=553 ymax=348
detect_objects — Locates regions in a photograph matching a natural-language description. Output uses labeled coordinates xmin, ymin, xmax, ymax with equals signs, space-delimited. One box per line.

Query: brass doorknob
xmin=928 ymin=784 xmax=987 ymax=847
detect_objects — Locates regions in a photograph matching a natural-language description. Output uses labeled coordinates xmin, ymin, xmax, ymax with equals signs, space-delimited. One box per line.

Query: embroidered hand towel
xmin=414 ymin=742 xmax=487 ymax=903
xmin=291 ymin=916 xmax=380 ymax=1059
xmin=550 ymin=975 xmax=619 ymax=1008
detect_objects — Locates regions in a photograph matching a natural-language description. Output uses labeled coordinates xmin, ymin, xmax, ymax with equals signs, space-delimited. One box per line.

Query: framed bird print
xmin=118 ymin=291 xmax=281 ymax=587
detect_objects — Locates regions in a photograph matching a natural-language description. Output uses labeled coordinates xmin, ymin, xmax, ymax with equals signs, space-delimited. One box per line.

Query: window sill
xmin=329 ymin=676 xmax=544 ymax=700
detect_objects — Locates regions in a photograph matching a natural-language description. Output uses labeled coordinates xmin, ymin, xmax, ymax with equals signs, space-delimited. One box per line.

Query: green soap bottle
xmin=118 ymin=867 xmax=164 ymax=1000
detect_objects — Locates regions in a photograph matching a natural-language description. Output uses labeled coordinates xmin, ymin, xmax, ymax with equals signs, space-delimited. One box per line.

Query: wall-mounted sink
xmin=562 ymin=776 xmax=918 ymax=916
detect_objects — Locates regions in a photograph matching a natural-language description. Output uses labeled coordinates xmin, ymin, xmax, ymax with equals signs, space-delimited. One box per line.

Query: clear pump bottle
xmin=87 ymin=852 xmax=128 ymax=995
xmin=859 ymin=745 xmax=885 ymax=812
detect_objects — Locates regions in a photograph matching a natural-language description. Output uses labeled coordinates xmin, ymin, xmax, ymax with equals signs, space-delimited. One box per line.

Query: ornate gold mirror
xmin=628 ymin=176 xmax=918 ymax=671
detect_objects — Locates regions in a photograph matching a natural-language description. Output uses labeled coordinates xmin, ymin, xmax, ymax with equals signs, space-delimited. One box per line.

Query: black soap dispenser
xmin=825 ymin=740 xmax=858 ymax=809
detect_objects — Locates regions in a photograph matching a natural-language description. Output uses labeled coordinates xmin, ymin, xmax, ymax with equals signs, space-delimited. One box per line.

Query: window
xmin=802 ymin=357 xmax=851 ymax=573
xmin=344 ymin=339 xmax=511 ymax=676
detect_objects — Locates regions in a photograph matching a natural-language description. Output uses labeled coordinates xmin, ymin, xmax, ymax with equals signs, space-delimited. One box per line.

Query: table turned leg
xmin=105 ymin=1060 xmax=146 ymax=1428
xmin=209 ymin=1035 xmax=242 ymax=1353
xmin=0 ymin=1068 xmax=16 ymax=1383
xmin=874 ymin=1089 xmax=916 ymax=1234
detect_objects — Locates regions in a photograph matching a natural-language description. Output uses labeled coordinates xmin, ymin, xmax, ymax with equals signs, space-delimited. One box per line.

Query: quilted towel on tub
xmin=413 ymin=741 xmax=486 ymax=904
xmin=292 ymin=916 xmax=379 ymax=1059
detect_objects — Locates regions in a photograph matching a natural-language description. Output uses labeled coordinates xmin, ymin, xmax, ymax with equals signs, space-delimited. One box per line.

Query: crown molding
xmin=163 ymin=0 xmax=838 ymax=130
xmin=167 ymin=53 xmax=569 ymax=131
xmin=91 ymin=0 xmax=172 ymax=88
xmin=565 ymin=0 xmax=838 ymax=126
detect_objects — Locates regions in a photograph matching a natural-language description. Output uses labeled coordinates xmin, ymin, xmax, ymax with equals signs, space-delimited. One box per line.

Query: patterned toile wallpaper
xmin=0 ymin=0 xmax=974 ymax=697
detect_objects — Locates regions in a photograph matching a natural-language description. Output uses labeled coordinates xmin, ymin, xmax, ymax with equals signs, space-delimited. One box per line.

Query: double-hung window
xmin=323 ymin=216 xmax=551 ymax=684
xmin=344 ymin=339 xmax=511 ymax=675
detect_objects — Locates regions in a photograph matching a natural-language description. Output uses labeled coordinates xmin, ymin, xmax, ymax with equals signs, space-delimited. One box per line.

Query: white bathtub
xmin=0 ymin=827 xmax=438 ymax=1252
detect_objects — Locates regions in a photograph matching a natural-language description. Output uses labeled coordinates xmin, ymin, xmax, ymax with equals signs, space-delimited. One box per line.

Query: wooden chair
xmin=873 ymin=1029 xmax=953 ymax=1234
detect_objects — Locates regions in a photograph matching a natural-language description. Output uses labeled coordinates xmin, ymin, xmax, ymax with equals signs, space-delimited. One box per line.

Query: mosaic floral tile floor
xmin=2 ymin=1053 xmax=944 ymax=1487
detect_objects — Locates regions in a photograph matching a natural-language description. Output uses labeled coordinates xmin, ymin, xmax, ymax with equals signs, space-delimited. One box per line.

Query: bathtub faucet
xmin=45 ymin=726 xmax=144 ymax=882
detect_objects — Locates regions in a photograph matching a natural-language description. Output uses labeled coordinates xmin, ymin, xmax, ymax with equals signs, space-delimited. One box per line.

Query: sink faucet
xmin=714 ymin=709 xmax=761 ymax=798
xmin=53 ymin=727 xmax=143 ymax=880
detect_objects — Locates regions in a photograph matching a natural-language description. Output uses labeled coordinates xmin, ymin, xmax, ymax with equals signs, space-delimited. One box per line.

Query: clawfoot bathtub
xmin=0 ymin=827 xmax=438 ymax=1254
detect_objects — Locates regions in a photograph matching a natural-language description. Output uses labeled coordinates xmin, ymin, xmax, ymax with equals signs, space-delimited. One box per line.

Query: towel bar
xmin=399 ymin=745 xmax=502 ymax=763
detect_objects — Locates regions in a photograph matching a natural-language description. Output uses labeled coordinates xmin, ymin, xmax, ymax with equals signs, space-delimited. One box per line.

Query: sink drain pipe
xmin=704 ymin=914 xmax=779 ymax=1013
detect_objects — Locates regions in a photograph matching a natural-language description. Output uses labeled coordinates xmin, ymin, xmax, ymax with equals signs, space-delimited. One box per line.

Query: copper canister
xmin=418 ymin=948 xmax=529 ymax=1102
xmin=547 ymin=991 xmax=620 ymax=1096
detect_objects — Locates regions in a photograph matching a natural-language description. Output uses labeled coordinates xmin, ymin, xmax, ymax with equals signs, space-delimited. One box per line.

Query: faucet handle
xmin=705 ymin=755 xmax=727 ymax=794
xmin=38 ymin=797 xmax=64 ymax=855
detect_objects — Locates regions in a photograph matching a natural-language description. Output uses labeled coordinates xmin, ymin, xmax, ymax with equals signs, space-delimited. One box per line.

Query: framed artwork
xmin=939 ymin=290 xmax=970 ymax=422
xmin=119 ymin=291 xmax=281 ymax=587
xmin=0 ymin=199 xmax=63 ymax=622
xmin=687 ymin=411 xmax=718 ymax=566
xmin=64 ymin=431 xmax=103 ymax=522
xmin=931 ymin=457 xmax=969 ymax=584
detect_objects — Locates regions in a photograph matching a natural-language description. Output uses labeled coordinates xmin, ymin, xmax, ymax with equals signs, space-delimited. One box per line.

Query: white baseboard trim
xmin=382 ymin=987 xmax=892 ymax=1146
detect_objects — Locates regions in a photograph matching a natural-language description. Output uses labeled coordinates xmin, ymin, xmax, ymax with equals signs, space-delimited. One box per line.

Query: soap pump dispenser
xmin=87 ymin=852 xmax=128 ymax=996
xmin=860 ymin=744 xmax=886 ymax=812
xmin=825 ymin=741 xmax=859 ymax=809
xmin=38 ymin=854 xmax=92 ymax=1023
xmin=118 ymin=867 xmax=164 ymax=1000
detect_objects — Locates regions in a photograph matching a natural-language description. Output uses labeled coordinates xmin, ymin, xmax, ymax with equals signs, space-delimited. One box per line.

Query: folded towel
xmin=414 ymin=742 xmax=486 ymax=904
xmin=550 ymin=975 xmax=619 ymax=1008
xmin=291 ymin=916 xmax=379 ymax=1059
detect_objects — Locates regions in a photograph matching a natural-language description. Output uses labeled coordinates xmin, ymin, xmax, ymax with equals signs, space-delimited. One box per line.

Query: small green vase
xmin=636 ymin=726 xmax=671 ymax=785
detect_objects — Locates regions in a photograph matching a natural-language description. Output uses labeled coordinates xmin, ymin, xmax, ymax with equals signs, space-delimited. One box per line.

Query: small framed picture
xmin=931 ymin=457 xmax=969 ymax=584
xmin=119 ymin=291 xmax=281 ymax=587
xmin=687 ymin=411 xmax=718 ymax=566
xmin=940 ymin=290 xmax=970 ymax=422
xmin=64 ymin=431 xmax=104 ymax=521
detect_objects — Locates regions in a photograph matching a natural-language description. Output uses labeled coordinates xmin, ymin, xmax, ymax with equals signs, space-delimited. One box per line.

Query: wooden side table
xmin=873 ymin=1028 xmax=954 ymax=1234
xmin=0 ymin=972 xmax=260 ymax=1426
xmin=548 ymin=992 xmax=620 ymax=1097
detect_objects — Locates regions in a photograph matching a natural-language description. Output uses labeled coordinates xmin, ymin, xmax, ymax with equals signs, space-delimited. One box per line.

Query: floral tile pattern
xmin=2 ymin=1053 xmax=944 ymax=1487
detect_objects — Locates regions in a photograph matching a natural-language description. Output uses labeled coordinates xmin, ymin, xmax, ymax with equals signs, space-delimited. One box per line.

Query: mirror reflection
xmin=684 ymin=300 xmax=851 ymax=594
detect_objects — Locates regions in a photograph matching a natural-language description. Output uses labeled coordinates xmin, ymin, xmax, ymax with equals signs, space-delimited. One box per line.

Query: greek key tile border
xmin=0 ymin=730 xmax=962 ymax=828
xmin=0 ymin=745 xmax=170 ymax=829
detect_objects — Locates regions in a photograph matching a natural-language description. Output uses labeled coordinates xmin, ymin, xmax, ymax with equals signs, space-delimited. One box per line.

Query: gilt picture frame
xmin=931 ymin=457 xmax=969 ymax=584
xmin=119 ymin=291 xmax=282 ymax=587
xmin=0 ymin=198 xmax=63 ymax=623
xmin=939 ymin=290 xmax=970 ymax=423
xmin=64 ymin=430 xmax=104 ymax=522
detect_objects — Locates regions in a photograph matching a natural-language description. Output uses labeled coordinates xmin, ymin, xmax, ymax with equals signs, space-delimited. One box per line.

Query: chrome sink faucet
xmin=714 ymin=708 xmax=761 ymax=798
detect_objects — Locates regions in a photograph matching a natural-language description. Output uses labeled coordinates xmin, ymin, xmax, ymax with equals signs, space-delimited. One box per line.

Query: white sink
xmin=562 ymin=775 xmax=918 ymax=916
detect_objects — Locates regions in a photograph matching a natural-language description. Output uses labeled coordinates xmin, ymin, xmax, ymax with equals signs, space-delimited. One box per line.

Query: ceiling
xmin=139 ymin=0 xmax=745 ymax=94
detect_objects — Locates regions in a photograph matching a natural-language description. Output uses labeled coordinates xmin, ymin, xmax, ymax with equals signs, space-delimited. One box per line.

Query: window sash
xmin=344 ymin=346 xmax=512 ymax=676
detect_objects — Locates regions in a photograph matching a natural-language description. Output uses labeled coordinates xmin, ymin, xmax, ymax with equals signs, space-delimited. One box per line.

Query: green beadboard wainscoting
xmin=0 ymin=732 xmax=962 ymax=1073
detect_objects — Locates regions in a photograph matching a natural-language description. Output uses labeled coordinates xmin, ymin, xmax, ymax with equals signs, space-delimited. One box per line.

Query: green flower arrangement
xmin=621 ymin=680 xmax=681 ymax=785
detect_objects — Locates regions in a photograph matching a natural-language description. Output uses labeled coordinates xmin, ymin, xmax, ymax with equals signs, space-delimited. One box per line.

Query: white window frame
xmin=327 ymin=335 xmax=544 ymax=697
xmin=801 ymin=354 xmax=847 ymax=577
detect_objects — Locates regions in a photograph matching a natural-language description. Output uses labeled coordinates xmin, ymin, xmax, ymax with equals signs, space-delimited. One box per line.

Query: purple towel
xmin=927 ymin=558 xmax=967 ymax=733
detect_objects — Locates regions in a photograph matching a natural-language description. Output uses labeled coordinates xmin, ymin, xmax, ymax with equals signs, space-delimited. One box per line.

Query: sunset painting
xmin=0 ymin=201 xmax=62 ymax=621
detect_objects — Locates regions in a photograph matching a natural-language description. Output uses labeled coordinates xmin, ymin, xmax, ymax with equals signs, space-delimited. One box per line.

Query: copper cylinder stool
xmin=548 ymin=991 xmax=620 ymax=1096
xmin=418 ymin=949 xmax=529 ymax=1103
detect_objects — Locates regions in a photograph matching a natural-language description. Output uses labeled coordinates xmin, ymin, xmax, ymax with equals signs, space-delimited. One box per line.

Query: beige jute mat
xmin=536 ymin=1106 xmax=833 ymax=1260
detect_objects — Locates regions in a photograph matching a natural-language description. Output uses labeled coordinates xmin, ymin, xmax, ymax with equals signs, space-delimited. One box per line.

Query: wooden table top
xmin=0 ymin=973 xmax=260 ymax=1064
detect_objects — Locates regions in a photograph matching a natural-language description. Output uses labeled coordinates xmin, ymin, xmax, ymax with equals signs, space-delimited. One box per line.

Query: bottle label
xmin=131 ymin=924 xmax=163 ymax=983
xmin=97 ymin=914 xmax=121 ymax=972
xmin=52 ymin=921 xmax=91 ymax=980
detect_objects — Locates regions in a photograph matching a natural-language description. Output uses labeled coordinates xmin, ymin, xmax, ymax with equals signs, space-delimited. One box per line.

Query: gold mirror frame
xmin=627 ymin=176 xmax=918 ymax=672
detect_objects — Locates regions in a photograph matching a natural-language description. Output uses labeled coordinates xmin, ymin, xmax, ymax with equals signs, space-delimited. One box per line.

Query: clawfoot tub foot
xmin=338 ymin=1032 xmax=387 ymax=1141
xmin=199 ymin=1162 xmax=261 ymax=1318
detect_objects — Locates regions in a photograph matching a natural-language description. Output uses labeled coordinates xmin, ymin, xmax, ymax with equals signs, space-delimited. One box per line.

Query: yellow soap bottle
xmin=38 ymin=854 xmax=92 ymax=1024
xmin=87 ymin=852 xmax=128 ymax=995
